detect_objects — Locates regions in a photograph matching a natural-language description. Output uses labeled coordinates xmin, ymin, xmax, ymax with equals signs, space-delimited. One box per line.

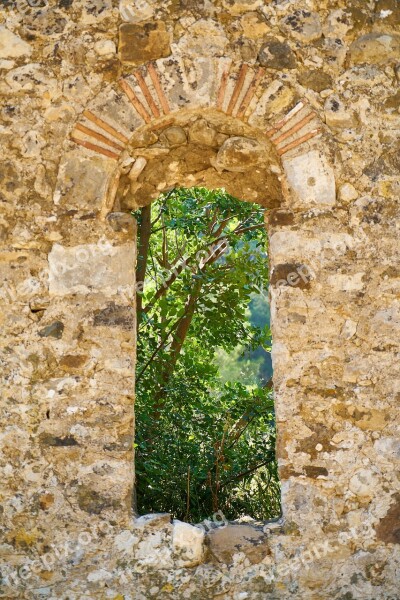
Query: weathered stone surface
xmin=160 ymin=126 xmax=187 ymax=148
xmin=270 ymin=263 xmax=312 ymax=290
xmin=283 ymin=150 xmax=336 ymax=207
xmin=258 ymin=37 xmax=296 ymax=69
xmin=39 ymin=433 xmax=79 ymax=446
xmin=59 ymin=354 xmax=88 ymax=369
xmin=48 ymin=242 xmax=136 ymax=295
xmin=94 ymin=39 xmax=116 ymax=57
xmin=93 ymin=302 xmax=135 ymax=329
xmin=189 ymin=118 xmax=220 ymax=147
xmin=0 ymin=26 xmax=32 ymax=59
xmin=339 ymin=183 xmax=358 ymax=202
xmin=174 ymin=19 xmax=228 ymax=58
xmin=349 ymin=33 xmax=400 ymax=64
xmin=54 ymin=151 xmax=116 ymax=211
xmin=375 ymin=494 xmax=400 ymax=544
xmin=38 ymin=321 xmax=64 ymax=339
xmin=304 ymin=465 xmax=328 ymax=478
xmin=212 ymin=136 xmax=264 ymax=172
xmin=349 ymin=469 xmax=379 ymax=500
xmin=128 ymin=156 xmax=148 ymax=180
xmin=133 ymin=513 xmax=172 ymax=529
xmin=221 ymin=0 xmax=262 ymax=14
xmin=106 ymin=212 xmax=137 ymax=236
xmin=281 ymin=10 xmax=322 ymax=42
xmin=172 ymin=521 xmax=205 ymax=567
xmin=325 ymin=95 xmax=357 ymax=129
xmin=119 ymin=0 xmax=154 ymax=23
xmin=207 ymin=525 xmax=269 ymax=564
xmin=119 ymin=22 xmax=171 ymax=65
xmin=298 ymin=69 xmax=333 ymax=92
xmin=77 ymin=486 xmax=118 ymax=515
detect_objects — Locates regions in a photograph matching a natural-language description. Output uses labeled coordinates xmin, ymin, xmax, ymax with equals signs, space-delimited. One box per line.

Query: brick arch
xmin=68 ymin=58 xmax=323 ymax=163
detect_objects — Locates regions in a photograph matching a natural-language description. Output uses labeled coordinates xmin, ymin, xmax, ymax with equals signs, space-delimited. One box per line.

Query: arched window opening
xmin=134 ymin=187 xmax=280 ymax=522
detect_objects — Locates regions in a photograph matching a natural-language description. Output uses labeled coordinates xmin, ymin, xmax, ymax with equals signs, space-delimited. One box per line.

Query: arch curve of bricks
xmin=69 ymin=59 xmax=324 ymax=162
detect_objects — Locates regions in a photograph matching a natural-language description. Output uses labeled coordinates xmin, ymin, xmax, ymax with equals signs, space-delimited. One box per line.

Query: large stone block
xmin=283 ymin=150 xmax=336 ymax=207
xmin=207 ymin=524 xmax=269 ymax=564
xmin=212 ymin=137 xmax=265 ymax=172
xmin=53 ymin=150 xmax=116 ymax=211
xmin=349 ymin=33 xmax=400 ymax=65
xmin=48 ymin=242 xmax=135 ymax=296
xmin=172 ymin=520 xmax=205 ymax=567
xmin=119 ymin=22 xmax=171 ymax=65
xmin=0 ymin=26 xmax=32 ymax=59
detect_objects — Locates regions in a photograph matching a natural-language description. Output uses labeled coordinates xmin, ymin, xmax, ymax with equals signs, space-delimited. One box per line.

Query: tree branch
xmin=219 ymin=455 xmax=275 ymax=489
xmin=136 ymin=204 xmax=152 ymax=332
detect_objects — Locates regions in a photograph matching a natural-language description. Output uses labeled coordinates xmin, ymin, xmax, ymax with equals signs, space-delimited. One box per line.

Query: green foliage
xmin=134 ymin=187 xmax=280 ymax=522
xmin=215 ymin=346 xmax=264 ymax=387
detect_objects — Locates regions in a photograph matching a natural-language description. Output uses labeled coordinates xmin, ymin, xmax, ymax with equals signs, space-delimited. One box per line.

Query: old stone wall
xmin=0 ymin=0 xmax=399 ymax=598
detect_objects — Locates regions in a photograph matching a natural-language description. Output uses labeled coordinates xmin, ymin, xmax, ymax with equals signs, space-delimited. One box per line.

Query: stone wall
xmin=0 ymin=0 xmax=399 ymax=598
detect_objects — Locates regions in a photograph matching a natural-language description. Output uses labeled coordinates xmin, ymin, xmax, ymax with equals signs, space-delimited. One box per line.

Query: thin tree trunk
xmin=152 ymin=278 xmax=203 ymax=413
xmin=136 ymin=204 xmax=151 ymax=332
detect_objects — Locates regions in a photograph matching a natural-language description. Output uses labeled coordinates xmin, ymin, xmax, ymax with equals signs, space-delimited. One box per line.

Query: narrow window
xmin=134 ymin=188 xmax=280 ymax=522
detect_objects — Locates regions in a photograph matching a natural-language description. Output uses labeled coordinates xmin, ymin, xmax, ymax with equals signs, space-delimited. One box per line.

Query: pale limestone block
xmin=4 ymin=64 xmax=59 ymax=97
xmin=373 ymin=437 xmax=400 ymax=460
xmin=133 ymin=513 xmax=171 ymax=529
xmin=155 ymin=55 xmax=229 ymax=113
xmin=53 ymin=150 xmax=116 ymax=210
xmin=0 ymin=26 xmax=32 ymax=59
xmin=172 ymin=520 xmax=205 ymax=567
xmin=327 ymin=273 xmax=365 ymax=292
xmin=153 ymin=55 xmax=190 ymax=112
xmin=341 ymin=319 xmax=357 ymax=339
xmin=221 ymin=0 xmax=262 ymax=14
xmin=128 ymin=157 xmax=147 ymax=180
xmin=282 ymin=150 xmax=336 ymax=207
xmin=172 ymin=19 xmax=228 ymax=58
xmin=87 ymin=569 xmax=112 ymax=583
xmin=94 ymin=40 xmax=116 ymax=57
xmin=114 ymin=530 xmax=139 ymax=552
xmin=339 ymin=183 xmax=358 ymax=202
xmin=48 ymin=242 xmax=135 ymax=296
xmin=247 ymin=79 xmax=283 ymax=130
xmin=269 ymin=231 xmax=353 ymax=264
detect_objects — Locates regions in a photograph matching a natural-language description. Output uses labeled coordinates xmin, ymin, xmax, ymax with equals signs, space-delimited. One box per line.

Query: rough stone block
xmin=258 ymin=38 xmax=296 ymax=70
xmin=0 ymin=26 xmax=32 ymax=59
xmin=48 ymin=242 xmax=135 ymax=295
xmin=133 ymin=513 xmax=172 ymax=529
xmin=212 ymin=137 xmax=265 ymax=172
xmin=207 ymin=524 xmax=269 ymax=564
xmin=53 ymin=150 xmax=116 ymax=210
xmin=281 ymin=10 xmax=322 ymax=42
xmin=282 ymin=149 xmax=336 ymax=207
xmin=349 ymin=33 xmax=400 ymax=65
xmin=172 ymin=520 xmax=205 ymax=567
xmin=119 ymin=22 xmax=171 ymax=65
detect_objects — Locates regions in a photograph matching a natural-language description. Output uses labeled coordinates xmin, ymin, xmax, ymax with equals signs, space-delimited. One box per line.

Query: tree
xmin=134 ymin=187 xmax=280 ymax=522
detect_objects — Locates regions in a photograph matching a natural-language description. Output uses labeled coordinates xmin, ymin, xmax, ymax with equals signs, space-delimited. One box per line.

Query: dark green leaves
xmin=134 ymin=188 xmax=280 ymax=522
